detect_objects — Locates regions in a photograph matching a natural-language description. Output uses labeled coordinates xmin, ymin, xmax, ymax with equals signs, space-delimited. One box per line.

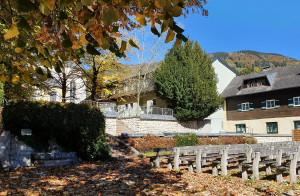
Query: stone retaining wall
xmin=106 ymin=116 xmax=212 ymax=135
xmin=253 ymin=135 xmax=292 ymax=143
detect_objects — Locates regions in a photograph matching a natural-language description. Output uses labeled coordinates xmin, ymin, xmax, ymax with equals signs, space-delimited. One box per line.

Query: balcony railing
xmin=118 ymin=106 xmax=173 ymax=118
xmin=80 ymin=100 xmax=117 ymax=112
xmin=140 ymin=106 xmax=173 ymax=116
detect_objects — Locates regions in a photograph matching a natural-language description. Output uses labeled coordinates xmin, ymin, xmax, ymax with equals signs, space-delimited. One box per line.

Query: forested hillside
xmin=209 ymin=51 xmax=300 ymax=75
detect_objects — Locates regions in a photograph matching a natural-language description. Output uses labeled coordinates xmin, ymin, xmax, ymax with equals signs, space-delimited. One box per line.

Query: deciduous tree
xmin=0 ymin=0 xmax=208 ymax=83
xmin=79 ymin=52 xmax=123 ymax=101
xmin=154 ymin=40 xmax=222 ymax=121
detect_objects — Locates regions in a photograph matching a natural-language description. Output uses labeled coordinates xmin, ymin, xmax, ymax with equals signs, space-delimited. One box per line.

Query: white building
xmin=205 ymin=57 xmax=238 ymax=133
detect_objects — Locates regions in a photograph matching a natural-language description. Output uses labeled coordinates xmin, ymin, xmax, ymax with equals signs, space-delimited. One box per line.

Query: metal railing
xmin=118 ymin=106 xmax=173 ymax=118
xmin=80 ymin=100 xmax=117 ymax=112
xmin=140 ymin=106 xmax=173 ymax=116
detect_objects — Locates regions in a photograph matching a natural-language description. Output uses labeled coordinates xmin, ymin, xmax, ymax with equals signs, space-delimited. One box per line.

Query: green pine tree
xmin=154 ymin=40 xmax=222 ymax=121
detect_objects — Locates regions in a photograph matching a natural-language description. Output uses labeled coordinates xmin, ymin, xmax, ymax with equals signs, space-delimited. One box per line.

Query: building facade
xmin=105 ymin=57 xmax=237 ymax=133
xmin=32 ymin=61 xmax=86 ymax=104
xmin=222 ymin=65 xmax=300 ymax=135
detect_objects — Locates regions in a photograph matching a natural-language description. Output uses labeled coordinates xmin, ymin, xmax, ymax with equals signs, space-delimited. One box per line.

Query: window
xmin=294 ymin=121 xmax=300 ymax=130
xmin=49 ymin=91 xmax=57 ymax=102
xmin=262 ymin=99 xmax=280 ymax=110
xmin=266 ymin=122 xmax=278 ymax=134
xmin=266 ymin=100 xmax=275 ymax=109
xmin=236 ymin=124 xmax=246 ymax=133
xmin=237 ymin=102 xmax=254 ymax=112
xmin=241 ymin=102 xmax=249 ymax=111
xmin=243 ymin=77 xmax=268 ymax=89
xmin=293 ymin=97 xmax=300 ymax=106
xmin=70 ymin=81 xmax=76 ymax=99
xmin=153 ymin=99 xmax=157 ymax=106
xmin=33 ymin=90 xmax=40 ymax=100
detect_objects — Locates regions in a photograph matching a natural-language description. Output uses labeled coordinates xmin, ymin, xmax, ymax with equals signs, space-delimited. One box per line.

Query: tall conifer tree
xmin=154 ymin=40 xmax=222 ymax=121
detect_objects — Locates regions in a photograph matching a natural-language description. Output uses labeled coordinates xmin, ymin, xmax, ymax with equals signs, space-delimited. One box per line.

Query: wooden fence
xmin=150 ymin=142 xmax=300 ymax=184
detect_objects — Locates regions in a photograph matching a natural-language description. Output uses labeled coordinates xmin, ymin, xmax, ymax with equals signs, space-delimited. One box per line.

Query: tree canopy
xmin=154 ymin=40 xmax=222 ymax=121
xmin=0 ymin=0 xmax=208 ymax=84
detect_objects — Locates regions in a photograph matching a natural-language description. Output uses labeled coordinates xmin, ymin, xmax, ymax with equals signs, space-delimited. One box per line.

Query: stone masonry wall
xmin=114 ymin=118 xmax=212 ymax=135
xmin=105 ymin=118 xmax=117 ymax=136
xmin=254 ymin=135 xmax=292 ymax=143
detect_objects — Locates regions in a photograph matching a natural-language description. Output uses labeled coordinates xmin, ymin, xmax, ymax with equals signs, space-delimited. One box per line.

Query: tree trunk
xmin=61 ymin=72 xmax=67 ymax=103
xmin=136 ymin=70 xmax=141 ymax=116
xmin=91 ymin=57 xmax=98 ymax=101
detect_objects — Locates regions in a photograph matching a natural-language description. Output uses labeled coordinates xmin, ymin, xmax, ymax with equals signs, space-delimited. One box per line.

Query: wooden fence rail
xmin=150 ymin=141 xmax=300 ymax=184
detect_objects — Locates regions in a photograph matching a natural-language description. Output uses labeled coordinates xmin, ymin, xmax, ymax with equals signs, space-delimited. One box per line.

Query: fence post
xmin=174 ymin=148 xmax=180 ymax=170
xmin=155 ymin=150 xmax=161 ymax=168
xmin=221 ymin=148 xmax=229 ymax=176
xmin=196 ymin=149 xmax=202 ymax=173
xmin=276 ymin=150 xmax=283 ymax=182
xmin=252 ymin=152 xmax=260 ymax=180
xmin=290 ymin=153 xmax=298 ymax=184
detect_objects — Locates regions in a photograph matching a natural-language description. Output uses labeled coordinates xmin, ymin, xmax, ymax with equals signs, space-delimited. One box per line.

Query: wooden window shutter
xmin=261 ymin=101 xmax=266 ymax=110
xmin=288 ymin=98 xmax=294 ymax=107
xmin=275 ymin=100 xmax=280 ymax=108
xmin=237 ymin=104 xmax=241 ymax=112
xmin=249 ymin=103 xmax=254 ymax=111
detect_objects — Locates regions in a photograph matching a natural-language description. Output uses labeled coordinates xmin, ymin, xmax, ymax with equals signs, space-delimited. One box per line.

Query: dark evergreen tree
xmin=154 ymin=40 xmax=222 ymax=121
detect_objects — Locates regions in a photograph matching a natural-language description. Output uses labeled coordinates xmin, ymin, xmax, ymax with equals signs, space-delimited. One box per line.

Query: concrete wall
xmin=225 ymin=116 xmax=300 ymax=135
xmin=0 ymin=131 xmax=34 ymax=168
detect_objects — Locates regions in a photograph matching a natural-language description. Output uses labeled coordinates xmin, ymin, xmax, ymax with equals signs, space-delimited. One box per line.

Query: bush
xmin=2 ymin=101 xmax=110 ymax=161
xmin=173 ymin=133 xmax=199 ymax=147
xmin=126 ymin=135 xmax=176 ymax=152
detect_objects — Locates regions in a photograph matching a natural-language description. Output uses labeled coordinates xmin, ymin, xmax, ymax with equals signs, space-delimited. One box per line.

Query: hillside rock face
xmin=209 ymin=51 xmax=300 ymax=75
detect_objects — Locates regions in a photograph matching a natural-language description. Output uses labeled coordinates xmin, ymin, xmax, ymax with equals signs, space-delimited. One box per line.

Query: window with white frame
xmin=33 ymin=89 xmax=40 ymax=100
xmin=293 ymin=97 xmax=300 ymax=106
xmin=70 ymin=81 xmax=76 ymax=100
xmin=49 ymin=90 xmax=57 ymax=102
xmin=266 ymin=99 xmax=275 ymax=109
xmin=241 ymin=102 xmax=250 ymax=111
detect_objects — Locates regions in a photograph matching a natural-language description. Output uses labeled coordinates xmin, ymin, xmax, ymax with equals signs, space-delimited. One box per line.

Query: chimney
xmin=262 ymin=66 xmax=270 ymax=71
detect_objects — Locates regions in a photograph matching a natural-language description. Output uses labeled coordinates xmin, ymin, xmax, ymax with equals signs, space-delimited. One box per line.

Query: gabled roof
xmin=222 ymin=65 xmax=300 ymax=98
xmin=212 ymin=56 xmax=239 ymax=75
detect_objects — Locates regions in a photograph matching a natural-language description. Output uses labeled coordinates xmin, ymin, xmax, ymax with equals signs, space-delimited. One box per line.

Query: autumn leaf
xmin=129 ymin=39 xmax=139 ymax=49
xmin=120 ymin=41 xmax=127 ymax=53
xmin=165 ymin=29 xmax=175 ymax=43
xmin=12 ymin=75 xmax=20 ymax=84
xmin=102 ymin=7 xmax=119 ymax=25
xmin=4 ymin=25 xmax=20 ymax=40
xmin=14 ymin=47 xmax=22 ymax=53
xmin=80 ymin=34 xmax=89 ymax=45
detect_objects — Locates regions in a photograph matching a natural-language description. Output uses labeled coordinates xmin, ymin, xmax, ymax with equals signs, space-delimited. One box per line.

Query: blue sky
xmin=178 ymin=0 xmax=300 ymax=59
xmin=125 ymin=0 xmax=300 ymax=65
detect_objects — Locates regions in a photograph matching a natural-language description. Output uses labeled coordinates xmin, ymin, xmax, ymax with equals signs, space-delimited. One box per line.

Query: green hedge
xmin=173 ymin=133 xmax=199 ymax=147
xmin=2 ymin=101 xmax=110 ymax=161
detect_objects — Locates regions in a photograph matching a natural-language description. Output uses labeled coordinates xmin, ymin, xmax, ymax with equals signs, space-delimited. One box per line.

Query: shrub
xmin=2 ymin=101 xmax=110 ymax=161
xmin=126 ymin=135 xmax=176 ymax=152
xmin=173 ymin=133 xmax=199 ymax=147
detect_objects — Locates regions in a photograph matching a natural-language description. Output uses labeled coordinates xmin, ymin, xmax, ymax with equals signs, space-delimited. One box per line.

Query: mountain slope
xmin=209 ymin=50 xmax=300 ymax=75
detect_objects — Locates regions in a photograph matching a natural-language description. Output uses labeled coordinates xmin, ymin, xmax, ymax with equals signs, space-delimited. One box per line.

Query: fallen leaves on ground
xmin=0 ymin=156 xmax=300 ymax=195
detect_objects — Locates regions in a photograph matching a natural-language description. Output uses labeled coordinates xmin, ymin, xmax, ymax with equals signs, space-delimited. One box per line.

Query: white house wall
xmin=206 ymin=59 xmax=237 ymax=132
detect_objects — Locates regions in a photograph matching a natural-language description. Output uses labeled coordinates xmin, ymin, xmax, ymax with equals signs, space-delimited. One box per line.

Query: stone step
xmin=32 ymin=152 xmax=77 ymax=160
xmin=34 ymin=159 xmax=75 ymax=167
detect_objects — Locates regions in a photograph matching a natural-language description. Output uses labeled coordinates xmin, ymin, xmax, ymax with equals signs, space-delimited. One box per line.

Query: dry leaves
xmin=0 ymin=156 xmax=299 ymax=195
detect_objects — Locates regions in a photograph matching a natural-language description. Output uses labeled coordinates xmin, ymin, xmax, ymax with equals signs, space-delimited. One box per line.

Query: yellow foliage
xmin=4 ymin=24 xmax=19 ymax=40
xmin=14 ymin=47 xmax=22 ymax=53
xmin=12 ymin=75 xmax=20 ymax=84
